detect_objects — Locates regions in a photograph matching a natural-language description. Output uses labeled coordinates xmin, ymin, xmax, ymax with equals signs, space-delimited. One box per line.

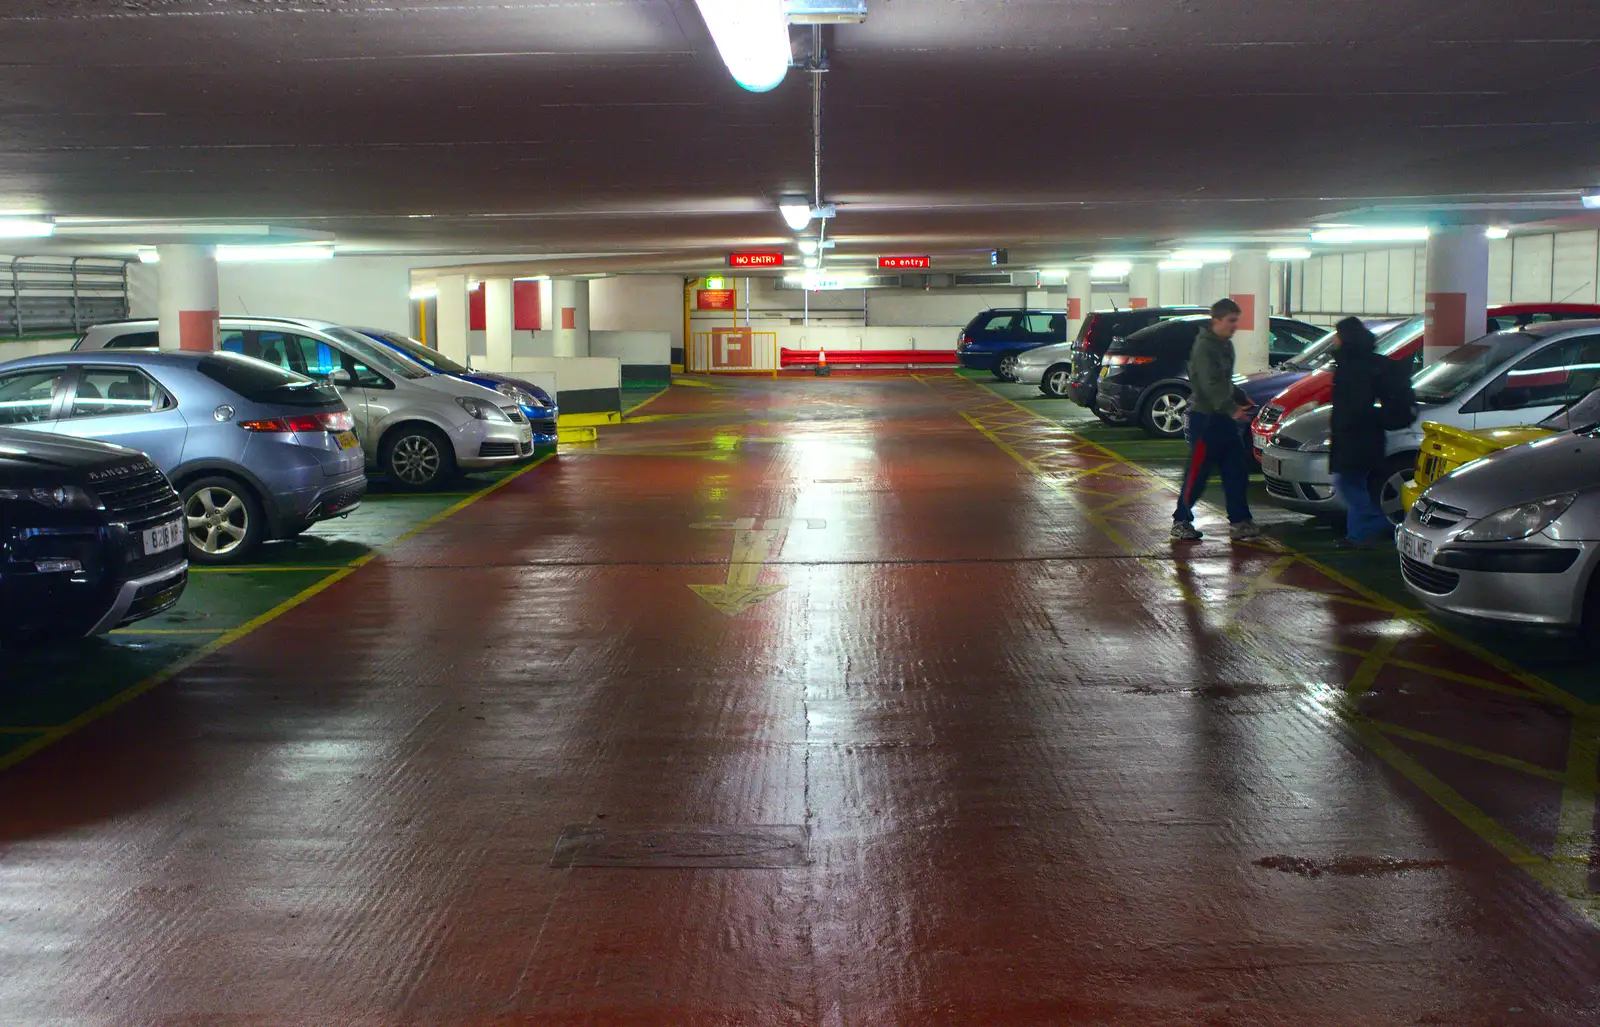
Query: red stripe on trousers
xmin=1182 ymin=438 xmax=1209 ymax=507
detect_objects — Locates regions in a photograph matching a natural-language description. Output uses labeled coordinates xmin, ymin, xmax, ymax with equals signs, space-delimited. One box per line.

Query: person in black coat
xmin=1329 ymin=316 xmax=1415 ymax=546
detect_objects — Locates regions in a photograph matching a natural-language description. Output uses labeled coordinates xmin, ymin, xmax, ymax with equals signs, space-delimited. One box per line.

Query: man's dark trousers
xmin=1173 ymin=410 xmax=1252 ymax=525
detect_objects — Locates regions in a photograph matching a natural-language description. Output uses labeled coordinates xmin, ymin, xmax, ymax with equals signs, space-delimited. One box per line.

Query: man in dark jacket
xmin=1329 ymin=316 xmax=1415 ymax=546
xmin=1171 ymin=298 xmax=1263 ymax=541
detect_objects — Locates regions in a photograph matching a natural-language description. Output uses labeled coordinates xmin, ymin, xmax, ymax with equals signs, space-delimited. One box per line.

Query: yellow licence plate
xmin=335 ymin=430 xmax=360 ymax=450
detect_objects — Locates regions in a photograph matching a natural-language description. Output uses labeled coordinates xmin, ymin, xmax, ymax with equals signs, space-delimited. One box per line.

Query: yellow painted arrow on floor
xmin=688 ymin=517 xmax=824 ymax=616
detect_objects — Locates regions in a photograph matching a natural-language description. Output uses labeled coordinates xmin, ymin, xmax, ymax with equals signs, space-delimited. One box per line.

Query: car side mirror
xmin=328 ymin=368 xmax=355 ymax=387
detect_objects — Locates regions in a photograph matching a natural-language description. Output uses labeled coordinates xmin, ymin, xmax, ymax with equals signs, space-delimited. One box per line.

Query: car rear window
xmin=1115 ymin=318 xmax=1201 ymax=356
xmin=106 ymin=330 xmax=160 ymax=349
xmin=197 ymin=353 xmax=342 ymax=407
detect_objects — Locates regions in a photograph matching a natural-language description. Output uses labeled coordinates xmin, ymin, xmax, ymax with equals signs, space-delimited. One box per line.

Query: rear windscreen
xmin=197 ymin=354 xmax=342 ymax=407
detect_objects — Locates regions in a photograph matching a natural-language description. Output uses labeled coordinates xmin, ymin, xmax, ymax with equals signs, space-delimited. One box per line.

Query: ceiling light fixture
xmin=1581 ymin=190 xmax=1600 ymax=210
xmin=803 ymin=256 xmax=820 ymax=269
xmin=0 ymin=216 xmax=55 ymax=238
xmin=1309 ymin=227 xmax=1429 ymax=243
xmin=137 ymin=248 xmax=160 ymax=263
xmin=779 ymin=198 xmax=814 ymax=231
xmin=1170 ymin=249 xmax=1231 ymax=263
xmin=1089 ymin=261 xmax=1131 ymax=279
xmin=1485 ymin=226 xmax=1510 ymax=240
xmin=1268 ymin=248 xmax=1312 ymax=261
xmin=1158 ymin=260 xmax=1203 ymax=272
xmin=694 ymin=0 xmax=792 ymax=93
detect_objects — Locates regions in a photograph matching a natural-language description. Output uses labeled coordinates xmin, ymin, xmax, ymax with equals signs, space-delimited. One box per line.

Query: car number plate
xmin=519 ymin=426 xmax=533 ymax=443
xmin=335 ymin=430 xmax=360 ymax=450
xmin=1261 ymin=454 xmax=1281 ymax=477
xmin=1398 ymin=530 xmax=1433 ymax=562
xmin=143 ymin=517 xmax=185 ymax=556
xmin=1252 ymin=433 xmax=1267 ymax=451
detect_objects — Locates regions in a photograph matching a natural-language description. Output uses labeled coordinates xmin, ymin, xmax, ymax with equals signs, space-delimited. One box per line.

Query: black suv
xmin=1095 ymin=315 xmax=1324 ymax=438
xmin=1062 ymin=306 xmax=1208 ymax=415
xmin=955 ymin=309 xmax=1070 ymax=381
xmin=1 ymin=429 xmax=188 ymax=639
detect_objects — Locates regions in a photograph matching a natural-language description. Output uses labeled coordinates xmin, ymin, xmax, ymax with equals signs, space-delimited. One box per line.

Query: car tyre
xmin=1139 ymin=386 xmax=1190 ymax=439
xmin=182 ymin=476 xmax=266 ymax=565
xmin=381 ymin=423 xmax=457 ymax=492
xmin=993 ymin=353 xmax=1021 ymax=382
xmin=1370 ymin=452 xmax=1417 ymax=526
xmin=1040 ymin=364 xmax=1073 ymax=398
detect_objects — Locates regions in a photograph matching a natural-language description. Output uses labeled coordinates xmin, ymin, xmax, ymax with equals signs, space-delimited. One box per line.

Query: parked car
xmin=351 ymin=327 xmax=559 ymax=445
xmin=1249 ymin=303 xmax=1600 ymax=456
xmin=0 ymin=428 xmax=187 ymax=637
xmin=1260 ymin=320 xmax=1600 ymax=523
xmin=1049 ymin=306 xmax=1208 ymax=415
xmin=1235 ymin=318 xmax=1406 ymax=410
xmin=1089 ymin=314 xmax=1323 ymax=437
xmin=75 ymin=317 xmax=534 ymax=491
xmin=955 ymin=309 xmax=1071 ymax=381
xmin=1398 ymin=428 xmax=1600 ymax=636
xmin=0 ymin=351 xmax=366 ymax=564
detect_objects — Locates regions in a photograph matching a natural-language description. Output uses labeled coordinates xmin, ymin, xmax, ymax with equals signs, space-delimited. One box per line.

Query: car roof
xmin=3 ymin=348 xmax=216 ymax=369
xmin=89 ymin=315 xmax=342 ymax=332
xmin=1508 ymin=317 xmax=1600 ymax=338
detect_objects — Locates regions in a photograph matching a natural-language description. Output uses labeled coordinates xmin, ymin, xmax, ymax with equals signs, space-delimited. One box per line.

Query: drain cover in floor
xmin=550 ymin=825 xmax=809 ymax=869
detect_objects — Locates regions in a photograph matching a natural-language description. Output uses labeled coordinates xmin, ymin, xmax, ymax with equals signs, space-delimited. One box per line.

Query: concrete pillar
xmin=552 ymin=278 xmax=591 ymax=357
xmin=483 ymin=278 xmax=514 ymax=372
xmin=1227 ymin=248 xmax=1273 ymax=374
xmin=156 ymin=244 xmax=218 ymax=352
xmin=1127 ymin=263 xmax=1159 ymax=310
xmin=1066 ymin=270 xmax=1092 ymax=341
xmin=435 ymin=274 xmax=470 ymax=366
xmin=1424 ymin=225 xmax=1489 ymax=366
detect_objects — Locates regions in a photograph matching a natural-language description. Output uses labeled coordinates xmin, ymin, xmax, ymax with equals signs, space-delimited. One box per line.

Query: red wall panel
xmin=513 ymin=280 xmax=542 ymax=330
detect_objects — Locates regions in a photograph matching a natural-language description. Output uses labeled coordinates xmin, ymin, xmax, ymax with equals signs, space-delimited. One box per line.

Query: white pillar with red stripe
xmin=1127 ymin=262 xmax=1159 ymax=310
xmin=1424 ymin=225 xmax=1489 ymax=366
xmin=552 ymin=278 xmax=590 ymax=357
xmin=1227 ymin=247 xmax=1272 ymax=374
xmin=156 ymin=244 xmax=219 ymax=352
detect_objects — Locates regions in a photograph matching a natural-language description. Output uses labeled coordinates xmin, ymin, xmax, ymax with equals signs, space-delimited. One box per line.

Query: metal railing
xmin=3 ymin=256 xmax=133 ymax=338
xmin=688 ymin=329 xmax=780 ymax=373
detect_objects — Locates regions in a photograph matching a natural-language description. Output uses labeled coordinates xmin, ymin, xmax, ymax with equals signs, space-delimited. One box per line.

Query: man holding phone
xmin=1170 ymin=298 xmax=1263 ymax=542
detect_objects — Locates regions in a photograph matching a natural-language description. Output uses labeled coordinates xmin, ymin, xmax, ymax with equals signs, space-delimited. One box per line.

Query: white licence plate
xmin=143 ymin=517 xmax=185 ymax=556
xmin=519 ymin=426 xmax=533 ymax=443
xmin=1261 ymin=454 xmax=1281 ymax=477
xmin=1253 ymin=434 xmax=1267 ymax=451
xmin=1398 ymin=530 xmax=1433 ymax=562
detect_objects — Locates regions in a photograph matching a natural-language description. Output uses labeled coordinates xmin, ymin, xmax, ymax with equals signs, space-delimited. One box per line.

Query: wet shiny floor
xmin=2 ymin=373 xmax=1596 ymax=1026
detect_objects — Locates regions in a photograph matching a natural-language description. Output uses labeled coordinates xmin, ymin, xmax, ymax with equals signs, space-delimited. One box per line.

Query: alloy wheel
xmin=391 ymin=434 xmax=443 ymax=486
xmin=1380 ymin=470 xmax=1408 ymax=524
xmin=1045 ymin=369 xmax=1071 ymax=396
xmin=1149 ymin=392 xmax=1188 ymax=436
xmin=186 ymin=486 xmax=248 ymax=556
xmin=997 ymin=355 xmax=1019 ymax=381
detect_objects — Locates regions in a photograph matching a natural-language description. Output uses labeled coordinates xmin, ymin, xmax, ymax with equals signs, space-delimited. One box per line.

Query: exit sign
xmin=879 ymin=255 xmax=931 ymax=269
xmin=728 ymin=251 xmax=785 ymax=268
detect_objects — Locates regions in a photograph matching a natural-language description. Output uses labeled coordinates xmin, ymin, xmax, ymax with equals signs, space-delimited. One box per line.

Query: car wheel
xmin=993 ymin=353 xmax=1021 ymax=382
xmin=1139 ymin=387 xmax=1190 ymax=438
xmin=381 ymin=424 xmax=457 ymax=491
xmin=182 ymin=476 xmax=265 ymax=565
xmin=1040 ymin=364 xmax=1073 ymax=398
xmin=1371 ymin=452 xmax=1418 ymax=526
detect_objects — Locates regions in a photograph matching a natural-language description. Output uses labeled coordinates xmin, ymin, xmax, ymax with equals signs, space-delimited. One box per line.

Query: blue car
xmin=353 ymin=328 xmax=558 ymax=444
xmin=0 ymin=350 xmax=366 ymax=564
xmin=955 ymin=308 xmax=1071 ymax=381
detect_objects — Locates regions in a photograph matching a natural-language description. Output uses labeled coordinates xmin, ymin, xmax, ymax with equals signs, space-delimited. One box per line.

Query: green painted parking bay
xmin=0 ymin=461 xmax=545 ymax=765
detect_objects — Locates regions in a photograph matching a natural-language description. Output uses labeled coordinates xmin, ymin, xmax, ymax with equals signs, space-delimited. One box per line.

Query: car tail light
xmin=238 ymin=410 xmax=353 ymax=433
xmin=1103 ymin=355 xmax=1155 ymax=367
xmin=957 ymin=332 xmax=971 ymax=349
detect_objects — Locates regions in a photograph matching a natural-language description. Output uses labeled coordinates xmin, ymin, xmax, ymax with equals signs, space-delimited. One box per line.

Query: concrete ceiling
xmin=4 ymin=0 xmax=1600 ymax=270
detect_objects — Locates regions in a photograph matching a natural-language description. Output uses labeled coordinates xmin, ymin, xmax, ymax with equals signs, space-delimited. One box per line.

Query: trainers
xmin=1170 ymin=521 xmax=1203 ymax=541
xmin=1229 ymin=520 xmax=1265 ymax=540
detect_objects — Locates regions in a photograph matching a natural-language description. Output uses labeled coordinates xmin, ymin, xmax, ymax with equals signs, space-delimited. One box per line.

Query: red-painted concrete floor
xmin=2 ymin=373 xmax=1597 ymax=1026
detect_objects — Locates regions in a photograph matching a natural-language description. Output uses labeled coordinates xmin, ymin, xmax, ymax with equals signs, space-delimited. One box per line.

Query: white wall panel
xmin=591 ymin=275 xmax=684 ymax=353
xmin=1363 ymin=250 xmax=1389 ymax=314
xmin=1551 ymin=230 xmax=1599 ymax=304
xmin=1341 ymin=253 xmax=1365 ymax=312
xmin=1415 ymin=249 xmax=1427 ymax=309
xmin=1320 ymin=257 xmax=1341 ymax=312
xmin=1510 ymin=233 xmax=1554 ymax=304
xmin=1301 ymin=257 xmax=1322 ymax=311
xmin=1488 ymin=237 xmax=1513 ymax=305
xmin=1387 ymin=248 xmax=1415 ymax=313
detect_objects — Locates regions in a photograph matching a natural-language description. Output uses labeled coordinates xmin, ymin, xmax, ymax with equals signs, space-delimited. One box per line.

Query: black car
xmin=0 ymin=429 xmax=187 ymax=639
xmin=1061 ymin=306 xmax=1208 ymax=415
xmin=1095 ymin=315 xmax=1325 ymax=438
xmin=955 ymin=308 xmax=1070 ymax=381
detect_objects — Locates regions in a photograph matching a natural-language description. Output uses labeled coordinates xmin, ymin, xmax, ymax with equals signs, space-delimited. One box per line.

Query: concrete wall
xmin=590 ymin=276 xmax=683 ymax=359
xmin=0 ymin=336 xmax=77 ymax=361
xmin=589 ymin=330 xmax=671 ymax=380
xmin=507 ymin=355 xmax=621 ymax=415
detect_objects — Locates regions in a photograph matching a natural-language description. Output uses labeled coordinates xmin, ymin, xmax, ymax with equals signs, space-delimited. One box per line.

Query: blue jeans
xmin=1332 ymin=470 xmax=1390 ymax=542
xmin=1173 ymin=411 xmax=1252 ymax=525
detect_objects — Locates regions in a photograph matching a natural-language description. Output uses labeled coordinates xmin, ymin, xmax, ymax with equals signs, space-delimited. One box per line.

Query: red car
xmin=1250 ymin=303 xmax=1600 ymax=455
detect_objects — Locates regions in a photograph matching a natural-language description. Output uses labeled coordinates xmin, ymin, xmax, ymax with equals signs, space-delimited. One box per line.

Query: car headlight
xmin=1455 ymin=493 xmax=1578 ymax=542
xmin=0 ymin=485 xmax=101 ymax=510
xmin=1303 ymin=434 xmax=1333 ymax=453
xmin=455 ymin=396 xmax=510 ymax=422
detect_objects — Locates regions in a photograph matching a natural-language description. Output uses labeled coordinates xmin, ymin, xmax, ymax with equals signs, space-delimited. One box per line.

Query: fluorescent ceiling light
xmin=1269 ymin=248 xmax=1311 ymax=261
xmin=1170 ymin=249 xmax=1231 ymax=263
xmin=695 ymin=0 xmax=791 ymax=93
xmin=0 ymin=217 xmax=54 ymax=238
xmin=137 ymin=248 xmax=160 ymax=263
xmin=1158 ymin=260 xmax=1202 ymax=272
xmin=217 ymin=244 xmax=334 ymax=262
xmin=409 ymin=286 xmax=438 ymax=300
xmin=1089 ymin=261 xmax=1131 ymax=279
xmin=1485 ymin=226 xmax=1510 ymax=240
xmin=1309 ymin=227 xmax=1429 ymax=244
xmin=1581 ymin=190 xmax=1600 ymax=210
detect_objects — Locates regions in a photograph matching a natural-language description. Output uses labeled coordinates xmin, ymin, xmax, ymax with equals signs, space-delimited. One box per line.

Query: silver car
xmin=76 ymin=317 xmax=534 ymax=491
xmin=1397 ymin=424 xmax=1600 ymax=634
xmin=1260 ymin=320 xmax=1600 ymax=523
xmin=0 ymin=350 xmax=365 ymax=564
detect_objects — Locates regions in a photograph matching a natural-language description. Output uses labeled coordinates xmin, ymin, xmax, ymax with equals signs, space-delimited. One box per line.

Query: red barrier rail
xmin=780 ymin=349 xmax=958 ymax=367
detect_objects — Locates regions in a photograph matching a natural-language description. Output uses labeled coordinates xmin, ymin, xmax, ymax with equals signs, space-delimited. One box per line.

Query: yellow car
xmin=1401 ymin=388 xmax=1600 ymax=509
